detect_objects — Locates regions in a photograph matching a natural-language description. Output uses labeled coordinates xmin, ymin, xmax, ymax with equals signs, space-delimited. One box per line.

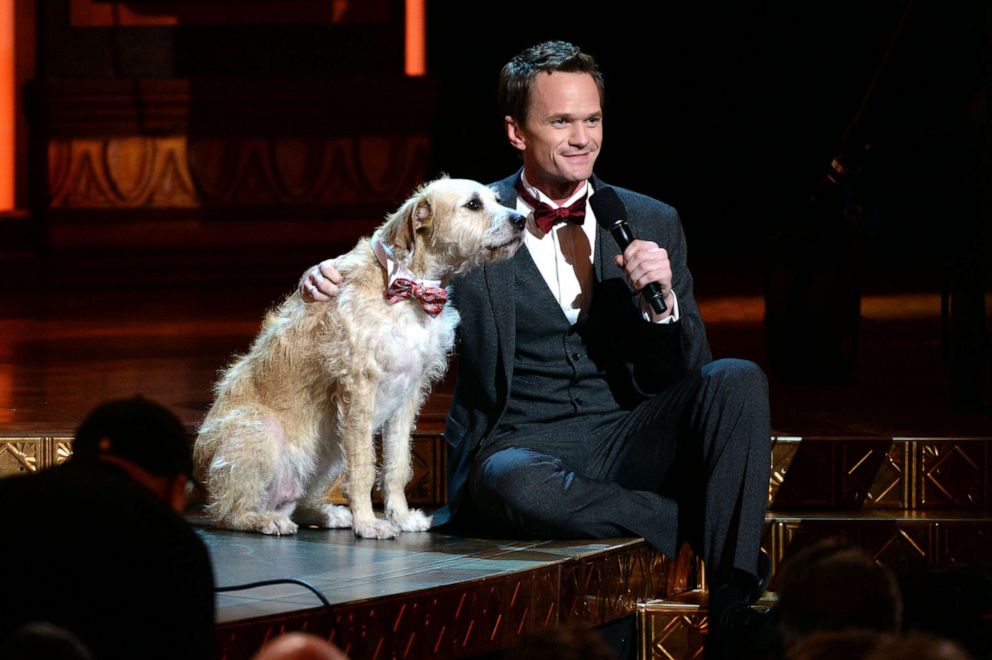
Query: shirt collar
xmin=519 ymin=173 xmax=592 ymax=209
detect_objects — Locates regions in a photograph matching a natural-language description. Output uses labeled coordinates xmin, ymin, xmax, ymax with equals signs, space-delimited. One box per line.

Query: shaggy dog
xmin=194 ymin=178 xmax=524 ymax=538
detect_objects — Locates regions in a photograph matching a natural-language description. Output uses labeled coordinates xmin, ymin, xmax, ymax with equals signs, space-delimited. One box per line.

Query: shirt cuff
xmin=641 ymin=290 xmax=680 ymax=324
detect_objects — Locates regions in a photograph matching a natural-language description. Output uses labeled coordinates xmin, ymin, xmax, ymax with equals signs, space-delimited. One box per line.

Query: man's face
xmin=506 ymin=71 xmax=603 ymax=201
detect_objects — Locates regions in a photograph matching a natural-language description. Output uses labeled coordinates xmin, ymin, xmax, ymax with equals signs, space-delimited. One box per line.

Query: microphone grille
xmin=589 ymin=187 xmax=626 ymax=224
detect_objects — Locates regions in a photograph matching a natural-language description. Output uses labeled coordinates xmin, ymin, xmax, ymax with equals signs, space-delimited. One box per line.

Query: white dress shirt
xmin=516 ymin=174 xmax=679 ymax=326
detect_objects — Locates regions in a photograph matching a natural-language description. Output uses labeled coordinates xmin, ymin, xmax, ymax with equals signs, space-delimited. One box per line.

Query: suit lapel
xmin=592 ymin=176 xmax=624 ymax=283
xmin=486 ymin=173 xmax=522 ymax=394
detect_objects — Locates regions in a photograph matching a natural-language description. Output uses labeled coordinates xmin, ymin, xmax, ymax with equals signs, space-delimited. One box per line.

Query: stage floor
xmin=195 ymin=522 xmax=683 ymax=658
xmin=200 ymin=525 xmax=644 ymax=624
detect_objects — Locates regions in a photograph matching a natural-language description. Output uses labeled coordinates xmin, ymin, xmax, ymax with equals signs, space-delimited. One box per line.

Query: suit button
xmin=571 ymin=352 xmax=581 ymax=361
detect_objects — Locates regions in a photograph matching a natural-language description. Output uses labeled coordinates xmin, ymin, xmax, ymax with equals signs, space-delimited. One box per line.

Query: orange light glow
xmin=0 ymin=0 xmax=14 ymax=210
xmin=405 ymin=0 xmax=426 ymax=77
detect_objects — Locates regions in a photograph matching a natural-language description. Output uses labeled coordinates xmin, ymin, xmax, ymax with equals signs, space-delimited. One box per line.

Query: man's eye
xmin=465 ymin=198 xmax=483 ymax=211
xmin=551 ymin=118 xmax=567 ymax=127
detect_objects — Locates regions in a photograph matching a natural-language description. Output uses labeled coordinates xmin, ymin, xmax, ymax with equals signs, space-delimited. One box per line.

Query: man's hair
xmin=71 ymin=396 xmax=193 ymax=477
xmin=498 ymin=40 xmax=605 ymax=124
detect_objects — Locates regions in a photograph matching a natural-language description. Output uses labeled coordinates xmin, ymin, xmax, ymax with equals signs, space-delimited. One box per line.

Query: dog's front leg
xmin=381 ymin=393 xmax=432 ymax=533
xmin=341 ymin=385 xmax=399 ymax=539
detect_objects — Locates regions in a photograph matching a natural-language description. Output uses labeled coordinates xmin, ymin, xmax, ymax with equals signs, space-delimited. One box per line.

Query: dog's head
xmin=380 ymin=177 xmax=525 ymax=278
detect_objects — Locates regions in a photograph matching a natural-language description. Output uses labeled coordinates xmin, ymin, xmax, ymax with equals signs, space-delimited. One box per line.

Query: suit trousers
xmin=467 ymin=358 xmax=770 ymax=582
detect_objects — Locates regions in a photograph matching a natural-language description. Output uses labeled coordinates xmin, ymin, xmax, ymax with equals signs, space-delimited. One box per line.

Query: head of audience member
xmin=507 ymin=625 xmax=618 ymax=660
xmin=70 ymin=396 xmax=193 ymax=513
xmin=252 ymin=632 xmax=349 ymax=660
xmin=786 ymin=629 xmax=973 ymax=660
xmin=0 ymin=621 xmax=95 ymax=660
xmin=775 ymin=538 xmax=902 ymax=649
xmin=900 ymin=564 xmax=992 ymax=659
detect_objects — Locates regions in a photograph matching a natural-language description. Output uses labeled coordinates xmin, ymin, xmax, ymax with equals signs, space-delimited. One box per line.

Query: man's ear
xmin=505 ymin=115 xmax=526 ymax=151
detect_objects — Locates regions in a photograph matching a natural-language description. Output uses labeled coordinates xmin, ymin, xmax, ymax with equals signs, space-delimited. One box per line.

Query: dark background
xmin=424 ymin=2 xmax=985 ymax=284
xmin=27 ymin=1 xmax=988 ymax=287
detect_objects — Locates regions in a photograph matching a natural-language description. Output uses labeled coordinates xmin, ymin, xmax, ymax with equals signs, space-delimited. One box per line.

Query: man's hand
xmin=613 ymin=240 xmax=675 ymax=321
xmin=299 ymin=258 xmax=343 ymax=303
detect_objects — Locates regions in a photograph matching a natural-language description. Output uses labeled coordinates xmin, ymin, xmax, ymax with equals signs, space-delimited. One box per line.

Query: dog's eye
xmin=464 ymin=198 xmax=483 ymax=211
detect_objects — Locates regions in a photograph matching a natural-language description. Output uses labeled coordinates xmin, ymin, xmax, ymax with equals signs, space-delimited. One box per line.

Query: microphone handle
xmin=608 ymin=221 xmax=668 ymax=315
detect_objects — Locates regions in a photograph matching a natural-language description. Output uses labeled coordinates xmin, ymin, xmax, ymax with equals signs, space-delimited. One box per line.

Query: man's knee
xmin=701 ymin=358 xmax=769 ymax=403
xmin=472 ymin=448 xmax=563 ymax=518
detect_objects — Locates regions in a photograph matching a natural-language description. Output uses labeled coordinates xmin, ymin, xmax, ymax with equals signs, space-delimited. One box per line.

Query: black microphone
xmin=590 ymin=187 xmax=668 ymax=315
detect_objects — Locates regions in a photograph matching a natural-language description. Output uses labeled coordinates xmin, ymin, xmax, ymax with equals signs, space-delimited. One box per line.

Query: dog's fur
xmin=194 ymin=178 xmax=524 ymax=538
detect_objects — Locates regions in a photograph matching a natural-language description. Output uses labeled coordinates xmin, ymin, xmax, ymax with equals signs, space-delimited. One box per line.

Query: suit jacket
xmin=433 ymin=172 xmax=712 ymax=526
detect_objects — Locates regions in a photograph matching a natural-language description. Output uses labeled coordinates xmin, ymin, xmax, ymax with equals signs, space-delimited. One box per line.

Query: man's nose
xmin=569 ymin=123 xmax=589 ymax=146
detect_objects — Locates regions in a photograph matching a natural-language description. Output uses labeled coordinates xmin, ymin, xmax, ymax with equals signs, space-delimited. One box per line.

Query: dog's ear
xmin=386 ymin=194 xmax=432 ymax=254
xmin=412 ymin=198 xmax=432 ymax=234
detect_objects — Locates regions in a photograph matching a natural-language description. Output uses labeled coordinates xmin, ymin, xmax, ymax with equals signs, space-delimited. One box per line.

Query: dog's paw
xmin=321 ymin=504 xmax=353 ymax=528
xmin=390 ymin=508 xmax=432 ymax=532
xmin=294 ymin=504 xmax=353 ymax=529
xmin=257 ymin=514 xmax=299 ymax=536
xmin=222 ymin=512 xmax=299 ymax=536
xmin=352 ymin=518 xmax=400 ymax=540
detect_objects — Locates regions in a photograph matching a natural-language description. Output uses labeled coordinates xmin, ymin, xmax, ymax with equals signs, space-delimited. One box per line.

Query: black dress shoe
xmin=752 ymin=548 xmax=772 ymax=602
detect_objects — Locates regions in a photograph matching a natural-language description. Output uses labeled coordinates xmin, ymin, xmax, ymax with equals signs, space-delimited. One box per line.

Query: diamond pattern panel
xmin=768 ymin=439 xmax=798 ymax=504
xmin=936 ymin=522 xmax=992 ymax=567
xmin=863 ymin=442 xmax=908 ymax=508
xmin=840 ymin=440 xmax=897 ymax=508
xmin=406 ymin=434 xmax=442 ymax=504
xmin=55 ymin=441 xmax=73 ymax=465
xmin=0 ymin=440 xmax=38 ymax=476
xmin=871 ymin=528 xmax=930 ymax=568
xmin=919 ymin=442 xmax=986 ymax=508
xmin=764 ymin=517 xmax=992 ymax=574
xmin=769 ymin=439 xmax=991 ymax=511
xmin=639 ymin=608 xmax=707 ymax=660
xmin=769 ymin=441 xmax=835 ymax=508
xmin=324 ymin=433 xmax=444 ymax=507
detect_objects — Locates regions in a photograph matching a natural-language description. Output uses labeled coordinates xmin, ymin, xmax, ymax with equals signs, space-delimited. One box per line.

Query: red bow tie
xmin=516 ymin=181 xmax=587 ymax=233
xmin=385 ymin=278 xmax=448 ymax=317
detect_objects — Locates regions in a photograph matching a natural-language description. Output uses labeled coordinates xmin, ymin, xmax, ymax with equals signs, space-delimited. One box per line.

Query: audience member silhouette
xmin=774 ymin=538 xmax=902 ymax=652
xmin=0 ymin=622 xmax=95 ymax=660
xmin=252 ymin=632 xmax=349 ymax=660
xmin=0 ymin=397 xmax=216 ymax=660
xmin=786 ymin=629 xmax=972 ymax=660
xmin=508 ymin=625 xmax=619 ymax=660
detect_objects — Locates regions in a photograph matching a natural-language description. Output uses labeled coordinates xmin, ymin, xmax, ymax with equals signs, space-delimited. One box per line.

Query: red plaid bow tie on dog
xmin=371 ymin=233 xmax=448 ymax=318
xmin=516 ymin=180 xmax=587 ymax=233
xmin=385 ymin=278 xmax=447 ymax=317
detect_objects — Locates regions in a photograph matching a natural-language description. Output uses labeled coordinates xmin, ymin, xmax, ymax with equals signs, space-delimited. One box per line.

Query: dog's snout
xmin=509 ymin=212 xmax=526 ymax=231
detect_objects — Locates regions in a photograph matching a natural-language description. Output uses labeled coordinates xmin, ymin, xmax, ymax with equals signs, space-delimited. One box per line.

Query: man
xmin=0 ymin=397 xmax=216 ymax=660
xmin=301 ymin=41 xmax=771 ymax=655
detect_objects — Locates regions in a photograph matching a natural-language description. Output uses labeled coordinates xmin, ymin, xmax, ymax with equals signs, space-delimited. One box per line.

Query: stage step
xmin=763 ymin=510 xmax=992 ymax=575
xmin=637 ymin=590 xmax=778 ymax=660
xmin=770 ymin=435 xmax=992 ymax=511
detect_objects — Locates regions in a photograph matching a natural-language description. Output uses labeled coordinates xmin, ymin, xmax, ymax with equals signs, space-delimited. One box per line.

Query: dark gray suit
xmin=434 ymin=172 xmax=769 ymax=582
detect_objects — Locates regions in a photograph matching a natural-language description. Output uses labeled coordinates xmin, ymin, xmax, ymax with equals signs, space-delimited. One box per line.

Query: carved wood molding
xmin=47 ymin=134 xmax=431 ymax=209
xmin=36 ymin=78 xmax=440 ymax=137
